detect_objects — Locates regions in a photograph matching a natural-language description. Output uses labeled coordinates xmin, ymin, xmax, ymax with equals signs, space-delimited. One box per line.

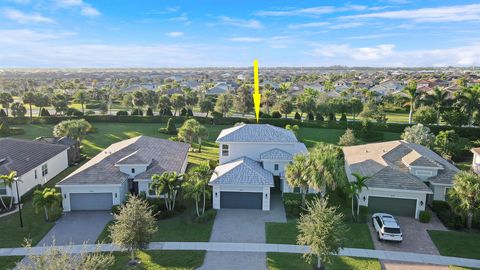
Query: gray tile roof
xmin=209 ymin=157 xmax=274 ymax=186
xmin=216 ymin=124 xmax=298 ymax=143
xmin=260 ymin=148 xmax=293 ymax=161
xmin=116 ymin=151 xmax=150 ymax=165
xmin=0 ymin=138 xmax=68 ymax=176
xmin=343 ymin=140 xmax=458 ymax=190
xmin=57 ymin=136 xmax=189 ymax=185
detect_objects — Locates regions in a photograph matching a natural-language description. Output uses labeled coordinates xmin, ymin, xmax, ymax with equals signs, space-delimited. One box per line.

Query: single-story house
xmin=209 ymin=124 xmax=309 ymax=211
xmin=0 ymin=138 xmax=69 ymax=201
xmin=35 ymin=136 xmax=81 ymax=165
xmin=343 ymin=140 xmax=459 ymax=219
xmin=57 ymin=136 xmax=189 ymax=211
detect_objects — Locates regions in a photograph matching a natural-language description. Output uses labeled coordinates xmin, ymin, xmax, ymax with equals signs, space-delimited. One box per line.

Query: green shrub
xmin=294 ymin=112 xmax=301 ymax=120
xmin=85 ymin=110 xmax=95 ymax=115
xmin=146 ymin=108 xmax=154 ymax=116
xmin=431 ymin=200 xmax=464 ymax=229
xmin=211 ymin=111 xmax=223 ymax=118
xmin=340 ymin=113 xmax=347 ymax=122
xmin=85 ymin=103 xmax=101 ymax=109
xmin=432 ymin=200 xmax=450 ymax=212
xmin=0 ymin=109 xmax=6 ymax=117
xmin=116 ymin=110 xmax=128 ymax=116
xmin=0 ymin=121 xmax=10 ymax=136
xmin=419 ymin=211 xmax=431 ymax=223
xmin=65 ymin=108 xmax=83 ymax=116
xmin=111 ymin=205 xmax=122 ymax=215
xmin=193 ymin=209 xmax=217 ymax=224
xmin=131 ymin=109 xmax=143 ymax=116
xmin=159 ymin=118 xmax=177 ymax=135
xmin=358 ymin=206 xmax=369 ymax=223
xmin=283 ymin=193 xmax=319 ymax=218
xmin=271 ymin=111 xmax=282 ymax=118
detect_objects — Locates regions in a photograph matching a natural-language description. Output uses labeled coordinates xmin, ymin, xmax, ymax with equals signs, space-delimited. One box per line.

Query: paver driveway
xmin=198 ymin=193 xmax=286 ymax=270
xmin=37 ymin=211 xmax=112 ymax=246
xmin=368 ymin=211 xmax=448 ymax=270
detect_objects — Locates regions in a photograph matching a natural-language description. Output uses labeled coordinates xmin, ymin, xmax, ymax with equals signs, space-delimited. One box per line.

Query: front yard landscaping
xmin=108 ymin=250 xmax=205 ymax=270
xmin=0 ymin=256 xmax=23 ymax=270
xmin=267 ymin=253 xmax=381 ymax=270
xmin=428 ymin=230 xmax=480 ymax=259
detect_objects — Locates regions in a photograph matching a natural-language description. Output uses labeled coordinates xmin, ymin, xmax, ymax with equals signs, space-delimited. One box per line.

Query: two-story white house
xmin=209 ymin=124 xmax=308 ymax=211
xmin=57 ymin=136 xmax=189 ymax=211
xmin=343 ymin=140 xmax=458 ymax=219
xmin=472 ymin=148 xmax=480 ymax=174
xmin=0 ymin=138 xmax=69 ymax=202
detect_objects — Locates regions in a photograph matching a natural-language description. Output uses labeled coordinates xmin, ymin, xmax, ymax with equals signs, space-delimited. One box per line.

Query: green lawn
xmin=428 ymin=230 xmax=480 ymax=259
xmin=0 ymin=256 xmax=23 ymax=270
xmin=108 ymin=250 xmax=205 ymax=270
xmin=266 ymin=220 xmax=374 ymax=249
xmin=267 ymin=253 xmax=381 ymax=270
xmin=97 ymin=203 xmax=215 ymax=243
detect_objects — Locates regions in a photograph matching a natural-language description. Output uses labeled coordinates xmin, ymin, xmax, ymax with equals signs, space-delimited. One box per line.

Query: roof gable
xmin=209 ymin=157 xmax=273 ymax=186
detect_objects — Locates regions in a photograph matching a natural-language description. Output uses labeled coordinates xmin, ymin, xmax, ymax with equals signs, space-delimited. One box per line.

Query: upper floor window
xmin=41 ymin=164 xmax=48 ymax=176
xmin=274 ymin=164 xmax=279 ymax=171
xmin=131 ymin=168 xmax=136 ymax=174
xmin=221 ymin=144 xmax=229 ymax=157
xmin=0 ymin=181 xmax=6 ymax=195
xmin=415 ymin=170 xmax=432 ymax=177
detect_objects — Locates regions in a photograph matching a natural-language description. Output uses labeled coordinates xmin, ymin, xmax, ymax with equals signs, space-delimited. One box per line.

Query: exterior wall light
xmin=362 ymin=196 xmax=366 ymax=201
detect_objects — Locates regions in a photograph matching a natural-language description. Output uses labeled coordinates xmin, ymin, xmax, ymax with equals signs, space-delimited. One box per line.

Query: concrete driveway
xmin=37 ymin=211 xmax=112 ymax=246
xmin=198 ymin=193 xmax=286 ymax=270
xmin=368 ymin=211 xmax=448 ymax=269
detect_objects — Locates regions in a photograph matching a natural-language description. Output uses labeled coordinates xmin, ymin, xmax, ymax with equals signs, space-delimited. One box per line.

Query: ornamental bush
xmin=419 ymin=211 xmax=431 ymax=223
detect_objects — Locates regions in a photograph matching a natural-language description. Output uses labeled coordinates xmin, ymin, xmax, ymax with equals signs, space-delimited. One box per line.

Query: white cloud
xmin=228 ymin=37 xmax=263 ymax=42
xmin=288 ymin=21 xmax=363 ymax=30
xmin=309 ymin=43 xmax=480 ymax=66
xmin=342 ymin=4 xmax=480 ymax=22
xmin=345 ymin=33 xmax=401 ymax=40
xmin=288 ymin=22 xmax=329 ymax=29
xmin=0 ymin=29 xmax=75 ymax=43
xmin=255 ymin=5 xmax=371 ymax=17
xmin=328 ymin=22 xmax=364 ymax=29
xmin=216 ymin=16 xmax=263 ymax=29
xmin=167 ymin=13 xmax=191 ymax=25
xmin=54 ymin=0 xmax=100 ymax=17
xmin=81 ymin=6 xmax=100 ymax=17
xmin=3 ymin=8 xmax=53 ymax=23
xmin=166 ymin=31 xmax=184 ymax=37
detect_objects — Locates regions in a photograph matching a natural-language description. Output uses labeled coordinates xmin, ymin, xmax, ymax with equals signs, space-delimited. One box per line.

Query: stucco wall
xmin=431 ymin=184 xmax=449 ymax=201
xmin=263 ymin=160 xmax=289 ymax=176
xmin=219 ymin=142 xmax=297 ymax=164
xmin=117 ymin=164 xmax=148 ymax=178
xmin=9 ymin=149 xmax=69 ymax=202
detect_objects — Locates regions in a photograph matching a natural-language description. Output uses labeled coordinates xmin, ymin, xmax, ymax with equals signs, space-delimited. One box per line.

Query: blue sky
xmin=1 ymin=0 xmax=480 ymax=67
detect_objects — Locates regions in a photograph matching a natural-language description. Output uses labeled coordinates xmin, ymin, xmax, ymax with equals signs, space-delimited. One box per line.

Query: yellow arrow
xmin=253 ymin=59 xmax=261 ymax=123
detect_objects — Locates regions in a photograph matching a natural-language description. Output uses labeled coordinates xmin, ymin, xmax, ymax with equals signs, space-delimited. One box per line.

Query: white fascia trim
xmin=215 ymin=141 xmax=297 ymax=145
xmin=133 ymin=178 xmax=151 ymax=182
xmin=409 ymin=165 xmax=443 ymax=170
xmin=56 ymin=184 xmax=122 ymax=188
xmin=209 ymin=183 xmax=274 ymax=187
xmin=366 ymin=187 xmax=433 ymax=194
xmin=429 ymin=182 xmax=453 ymax=187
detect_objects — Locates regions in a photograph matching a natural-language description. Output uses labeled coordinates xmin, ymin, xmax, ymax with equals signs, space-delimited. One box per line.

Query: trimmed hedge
xmin=192 ymin=209 xmax=217 ymax=224
xmin=419 ymin=210 xmax=431 ymax=223
xmin=2 ymin=115 xmax=480 ymax=138
xmin=432 ymin=200 xmax=464 ymax=229
xmin=283 ymin=192 xmax=320 ymax=218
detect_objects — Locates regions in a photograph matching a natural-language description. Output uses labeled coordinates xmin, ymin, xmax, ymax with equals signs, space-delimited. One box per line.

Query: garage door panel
xmin=70 ymin=193 xmax=113 ymax=211
xmin=368 ymin=196 xmax=416 ymax=217
xmin=220 ymin=192 xmax=262 ymax=209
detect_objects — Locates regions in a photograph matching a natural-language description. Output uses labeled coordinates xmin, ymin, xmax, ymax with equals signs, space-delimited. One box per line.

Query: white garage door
xmin=70 ymin=193 xmax=113 ymax=211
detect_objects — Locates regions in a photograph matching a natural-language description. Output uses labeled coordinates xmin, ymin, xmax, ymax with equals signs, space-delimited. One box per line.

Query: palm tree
xmin=261 ymin=89 xmax=276 ymax=115
xmin=32 ymin=188 xmax=62 ymax=221
xmin=309 ymin=144 xmax=344 ymax=193
xmin=196 ymin=125 xmax=208 ymax=153
xmin=183 ymin=178 xmax=204 ymax=217
xmin=401 ymin=81 xmax=419 ymax=124
xmin=423 ymin=87 xmax=449 ymax=124
xmin=0 ymin=171 xmax=18 ymax=210
xmin=22 ymin=91 xmax=35 ymax=119
xmin=151 ymin=172 xmax=183 ymax=212
xmin=185 ymin=162 xmax=213 ymax=216
xmin=347 ymin=173 xmax=369 ymax=221
xmin=456 ymin=85 xmax=480 ymax=125
xmin=448 ymin=171 xmax=480 ymax=229
xmin=73 ymin=90 xmax=89 ymax=114
xmin=285 ymin=154 xmax=313 ymax=208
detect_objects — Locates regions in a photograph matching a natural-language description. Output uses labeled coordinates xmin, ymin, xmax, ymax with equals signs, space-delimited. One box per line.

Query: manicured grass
xmin=266 ymin=220 xmax=374 ymax=249
xmin=0 ymin=256 xmax=23 ymax=270
xmin=267 ymin=253 xmax=381 ymax=270
xmin=428 ymin=230 xmax=480 ymax=259
xmin=108 ymin=250 xmax=205 ymax=270
xmin=97 ymin=204 xmax=214 ymax=243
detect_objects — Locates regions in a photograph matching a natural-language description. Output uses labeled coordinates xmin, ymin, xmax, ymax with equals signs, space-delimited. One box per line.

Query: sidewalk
xmin=1 ymin=242 xmax=479 ymax=268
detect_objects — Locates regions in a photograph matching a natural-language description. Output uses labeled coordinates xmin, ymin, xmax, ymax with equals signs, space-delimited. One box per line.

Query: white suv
xmin=372 ymin=213 xmax=403 ymax=242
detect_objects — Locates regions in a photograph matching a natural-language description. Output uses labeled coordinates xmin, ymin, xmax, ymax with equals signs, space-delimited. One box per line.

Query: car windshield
xmin=384 ymin=227 xmax=401 ymax=234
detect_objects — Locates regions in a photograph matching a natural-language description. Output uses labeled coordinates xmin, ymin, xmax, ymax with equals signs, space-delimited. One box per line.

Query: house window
xmin=41 ymin=164 xmax=48 ymax=176
xmin=293 ymin=187 xmax=301 ymax=193
xmin=34 ymin=170 xmax=38 ymax=179
xmin=131 ymin=168 xmax=136 ymax=174
xmin=221 ymin=144 xmax=229 ymax=157
xmin=415 ymin=170 xmax=433 ymax=177
xmin=274 ymin=164 xmax=279 ymax=171
xmin=0 ymin=181 xmax=6 ymax=195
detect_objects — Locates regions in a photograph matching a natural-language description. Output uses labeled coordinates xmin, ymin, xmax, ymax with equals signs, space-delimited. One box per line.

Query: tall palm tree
xmin=151 ymin=172 xmax=183 ymax=212
xmin=261 ymin=89 xmax=276 ymax=115
xmin=347 ymin=173 xmax=369 ymax=221
xmin=448 ymin=171 xmax=480 ymax=229
xmin=309 ymin=144 xmax=344 ymax=193
xmin=185 ymin=162 xmax=213 ymax=216
xmin=285 ymin=154 xmax=312 ymax=208
xmin=423 ymin=86 xmax=449 ymax=124
xmin=32 ymin=188 xmax=62 ymax=221
xmin=0 ymin=171 xmax=18 ymax=210
xmin=456 ymin=85 xmax=480 ymax=125
xmin=22 ymin=91 xmax=35 ymax=119
xmin=401 ymin=81 xmax=419 ymax=124
xmin=73 ymin=90 xmax=89 ymax=114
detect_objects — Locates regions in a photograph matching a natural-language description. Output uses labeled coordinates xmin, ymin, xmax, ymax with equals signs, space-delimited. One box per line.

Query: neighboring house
xmin=57 ymin=136 xmax=189 ymax=211
xmin=35 ymin=136 xmax=81 ymax=165
xmin=472 ymin=148 xmax=480 ymax=174
xmin=0 ymin=138 xmax=69 ymax=201
xmin=209 ymin=124 xmax=308 ymax=211
xmin=343 ymin=140 xmax=458 ymax=219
